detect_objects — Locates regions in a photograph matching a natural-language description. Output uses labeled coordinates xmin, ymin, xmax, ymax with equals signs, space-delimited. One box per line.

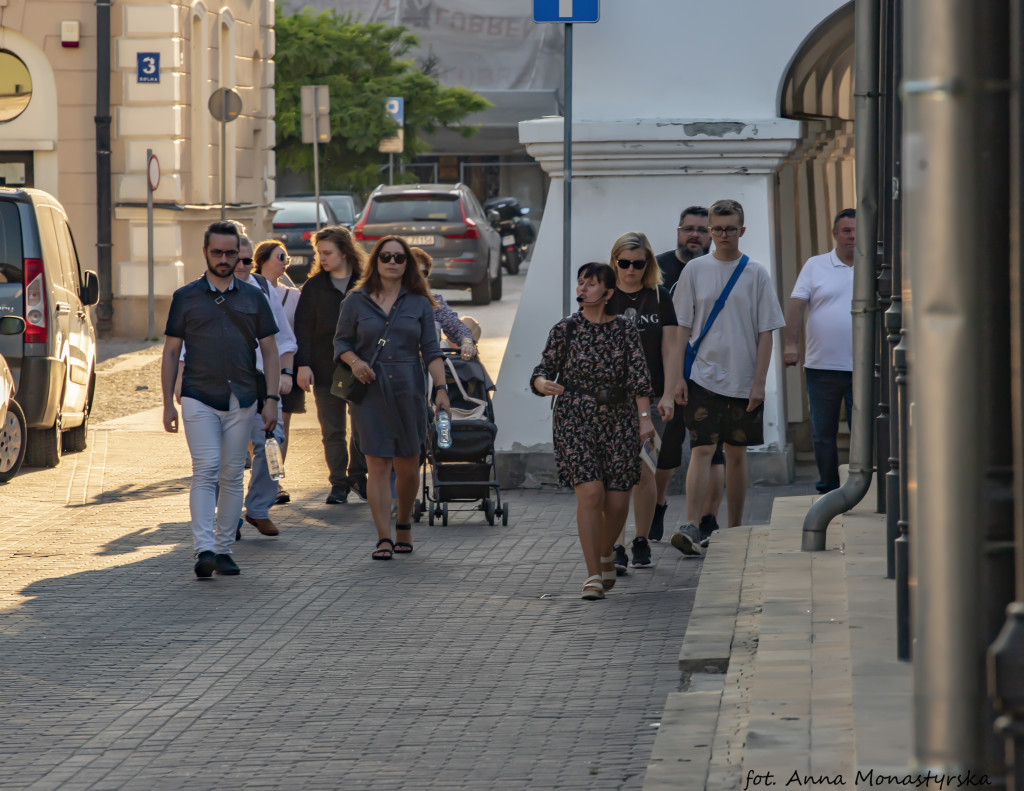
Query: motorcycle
xmin=484 ymin=197 xmax=535 ymax=275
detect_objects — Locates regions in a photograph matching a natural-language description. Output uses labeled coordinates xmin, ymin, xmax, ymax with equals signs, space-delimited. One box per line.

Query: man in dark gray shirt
xmin=161 ymin=221 xmax=280 ymax=578
xmin=656 ymin=206 xmax=711 ymax=292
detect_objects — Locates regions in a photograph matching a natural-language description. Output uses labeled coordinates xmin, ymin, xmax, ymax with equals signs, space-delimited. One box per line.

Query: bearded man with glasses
xmin=669 ymin=200 xmax=785 ymax=556
xmin=161 ymin=221 xmax=280 ymax=578
xmin=656 ymin=206 xmax=712 ymax=292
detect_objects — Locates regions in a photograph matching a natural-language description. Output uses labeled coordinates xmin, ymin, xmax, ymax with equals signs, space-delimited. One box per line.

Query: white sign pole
xmin=563 ymin=22 xmax=573 ymax=317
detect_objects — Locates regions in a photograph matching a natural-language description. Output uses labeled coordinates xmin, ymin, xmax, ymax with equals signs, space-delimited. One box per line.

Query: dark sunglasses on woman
xmin=616 ymin=258 xmax=647 ymax=270
xmin=379 ymin=252 xmax=407 ymax=264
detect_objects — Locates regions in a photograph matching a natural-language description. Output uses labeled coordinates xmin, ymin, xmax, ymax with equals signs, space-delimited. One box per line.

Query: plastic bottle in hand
xmin=264 ymin=431 xmax=285 ymax=480
xmin=435 ymin=409 xmax=452 ymax=449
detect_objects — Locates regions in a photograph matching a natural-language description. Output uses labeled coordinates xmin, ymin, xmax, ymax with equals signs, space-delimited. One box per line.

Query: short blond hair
xmin=609 ymin=231 xmax=662 ymax=290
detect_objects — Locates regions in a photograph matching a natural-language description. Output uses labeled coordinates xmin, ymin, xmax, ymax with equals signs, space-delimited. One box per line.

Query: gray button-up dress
xmin=334 ymin=287 xmax=442 ymax=458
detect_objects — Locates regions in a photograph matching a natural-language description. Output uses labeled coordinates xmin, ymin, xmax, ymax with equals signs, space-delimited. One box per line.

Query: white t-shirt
xmin=271 ymin=281 xmax=300 ymax=330
xmin=673 ymin=252 xmax=786 ymax=399
xmin=790 ymin=249 xmax=854 ymax=371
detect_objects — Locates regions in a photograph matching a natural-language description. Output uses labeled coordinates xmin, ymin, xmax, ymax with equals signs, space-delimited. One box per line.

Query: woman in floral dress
xmin=531 ymin=262 xmax=655 ymax=600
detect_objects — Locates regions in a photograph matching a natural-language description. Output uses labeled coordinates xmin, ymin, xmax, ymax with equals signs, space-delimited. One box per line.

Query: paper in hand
xmin=640 ymin=431 xmax=662 ymax=474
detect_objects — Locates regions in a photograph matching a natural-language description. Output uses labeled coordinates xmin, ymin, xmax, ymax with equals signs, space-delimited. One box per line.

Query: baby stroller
xmin=413 ymin=349 xmax=508 ymax=526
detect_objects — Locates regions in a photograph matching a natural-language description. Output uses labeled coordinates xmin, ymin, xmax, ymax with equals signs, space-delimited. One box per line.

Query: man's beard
xmin=205 ymin=255 xmax=234 ymax=278
xmin=677 ymin=244 xmax=710 ymax=263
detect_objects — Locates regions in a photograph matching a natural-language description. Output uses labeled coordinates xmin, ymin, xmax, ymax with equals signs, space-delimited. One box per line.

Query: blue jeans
xmin=804 ymin=368 xmax=853 ymax=493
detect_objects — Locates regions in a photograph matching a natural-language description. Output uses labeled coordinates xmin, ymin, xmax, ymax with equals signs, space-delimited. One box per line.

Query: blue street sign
xmin=385 ymin=97 xmax=404 ymax=127
xmin=137 ymin=52 xmax=160 ymax=83
xmin=533 ymin=0 xmax=599 ymax=23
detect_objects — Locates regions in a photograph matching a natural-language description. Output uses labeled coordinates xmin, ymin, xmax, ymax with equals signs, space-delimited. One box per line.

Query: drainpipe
xmin=904 ymin=0 xmax=1013 ymax=774
xmin=95 ymin=0 xmax=113 ymax=335
xmin=801 ymin=0 xmax=879 ymax=552
xmin=988 ymin=1 xmax=1024 ymax=786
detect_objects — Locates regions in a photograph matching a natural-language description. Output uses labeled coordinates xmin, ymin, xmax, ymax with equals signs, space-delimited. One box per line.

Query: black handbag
xmin=331 ymin=295 xmax=404 ymax=403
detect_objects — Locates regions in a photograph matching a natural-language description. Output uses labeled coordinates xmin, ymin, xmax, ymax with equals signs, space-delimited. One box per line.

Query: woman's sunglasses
xmin=616 ymin=258 xmax=647 ymax=270
xmin=379 ymin=252 xmax=407 ymax=264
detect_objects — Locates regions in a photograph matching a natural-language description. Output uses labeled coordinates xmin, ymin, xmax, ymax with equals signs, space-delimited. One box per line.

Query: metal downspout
xmin=95 ymin=0 xmax=113 ymax=335
xmin=905 ymin=0 xmax=1012 ymax=774
xmin=801 ymin=0 xmax=879 ymax=552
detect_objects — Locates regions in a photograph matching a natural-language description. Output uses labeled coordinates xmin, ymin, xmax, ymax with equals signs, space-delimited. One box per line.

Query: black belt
xmin=564 ymin=386 xmax=628 ymax=406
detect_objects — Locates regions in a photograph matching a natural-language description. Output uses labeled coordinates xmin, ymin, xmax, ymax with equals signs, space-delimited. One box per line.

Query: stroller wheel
xmin=502 ymin=503 xmax=510 ymax=526
xmin=442 ymin=503 xmax=449 ymax=526
xmin=484 ymin=498 xmax=495 ymax=526
xmin=428 ymin=505 xmax=435 ymax=526
xmin=413 ymin=499 xmax=424 ymax=523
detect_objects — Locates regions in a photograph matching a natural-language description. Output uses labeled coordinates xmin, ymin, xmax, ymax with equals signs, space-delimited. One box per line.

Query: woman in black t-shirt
xmin=606 ymin=232 xmax=682 ymax=571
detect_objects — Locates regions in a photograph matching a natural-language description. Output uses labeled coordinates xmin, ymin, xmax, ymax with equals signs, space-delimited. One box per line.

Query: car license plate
xmin=290 ymin=255 xmax=307 ymax=267
xmin=502 ymin=234 xmax=515 ymax=246
xmin=405 ymin=235 xmax=435 ymax=246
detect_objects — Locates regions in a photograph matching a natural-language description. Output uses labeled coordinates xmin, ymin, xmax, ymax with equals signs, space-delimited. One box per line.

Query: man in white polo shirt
xmin=783 ymin=208 xmax=856 ymax=494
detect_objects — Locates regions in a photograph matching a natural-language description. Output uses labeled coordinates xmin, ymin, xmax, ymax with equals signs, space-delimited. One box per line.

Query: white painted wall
xmin=494 ymin=0 xmax=850 ymax=468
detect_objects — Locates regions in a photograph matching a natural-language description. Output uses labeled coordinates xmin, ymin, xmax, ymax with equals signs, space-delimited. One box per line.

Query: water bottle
xmin=264 ymin=431 xmax=285 ymax=481
xmin=435 ymin=409 xmax=452 ymax=449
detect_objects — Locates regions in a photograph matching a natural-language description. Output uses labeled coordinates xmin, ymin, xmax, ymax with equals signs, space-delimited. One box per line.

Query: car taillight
xmin=24 ymin=258 xmax=47 ymax=343
xmin=444 ymin=201 xmax=480 ymax=240
xmin=352 ymin=201 xmax=376 ymax=242
xmin=302 ymin=231 xmax=313 ymax=241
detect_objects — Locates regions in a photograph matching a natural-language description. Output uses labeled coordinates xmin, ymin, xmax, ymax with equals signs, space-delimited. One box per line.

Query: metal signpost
xmin=301 ymin=85 xmax=331 ymax=231
xmin=146 ymin=150 xmax=160 ymax=340
xmin=533 ymin=0 xmax=600 ymax=316
xmin=379 ymin=97 xmax=404 ymax=185
xmin=208 ymin=87 xmax=242 ymax=220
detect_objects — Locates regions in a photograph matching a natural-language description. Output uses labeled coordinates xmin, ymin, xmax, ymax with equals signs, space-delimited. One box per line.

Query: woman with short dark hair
xmin=530 ymin=262 xmax=655 ymax=599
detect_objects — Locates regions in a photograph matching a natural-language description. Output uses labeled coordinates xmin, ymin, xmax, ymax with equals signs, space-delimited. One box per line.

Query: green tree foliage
xmin=274 ymin=7 xmax=491 ymax=195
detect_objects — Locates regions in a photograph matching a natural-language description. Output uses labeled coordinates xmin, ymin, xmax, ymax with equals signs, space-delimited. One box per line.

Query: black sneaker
xmin=325 ymin=486 xmax=349 ymax=504
xmin=194 ymin=550 xmax=216 ymax=578
xmin=698 ymin=514 xmax=720 ymax=548
xmin=214 ymin=553 xmax=240 ymax=575
xmin=650 ymin=502 xmax=668 ymax=541
xmin=351 ymin=478 xmax=368 ymax=501
xmin=631 ymin=536 xmax=652 ymax=568
xmin=613 ymin=544 xmax=629 ymax=575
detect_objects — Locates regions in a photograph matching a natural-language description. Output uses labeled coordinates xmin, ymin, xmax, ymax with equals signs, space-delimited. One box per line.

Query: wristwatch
xmin=432 ymin=384 xmax=448 ymax=396
xmin=280 ymin=368 xmax=294 ymax=377
xmin=267 ymin=395 xmax=281 ymax=402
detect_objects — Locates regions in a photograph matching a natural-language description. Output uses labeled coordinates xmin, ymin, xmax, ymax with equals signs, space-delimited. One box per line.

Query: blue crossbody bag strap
xmin=685 ymin=254 xmax=749 ymax=378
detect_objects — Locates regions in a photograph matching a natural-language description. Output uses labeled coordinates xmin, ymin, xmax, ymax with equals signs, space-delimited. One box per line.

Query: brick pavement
xmin=0 ymin=423 xmax=723 ymax=791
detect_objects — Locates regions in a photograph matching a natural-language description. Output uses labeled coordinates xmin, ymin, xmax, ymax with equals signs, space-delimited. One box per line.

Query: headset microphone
xmin=576 ymin=290 xmax=611 ymax=305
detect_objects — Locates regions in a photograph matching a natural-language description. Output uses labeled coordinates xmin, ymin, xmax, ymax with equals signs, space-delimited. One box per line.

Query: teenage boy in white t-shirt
xmin=784 ymin=209 xmax=856 ymax=494
xmin=670 ymin=199 xmax=786 ymax=555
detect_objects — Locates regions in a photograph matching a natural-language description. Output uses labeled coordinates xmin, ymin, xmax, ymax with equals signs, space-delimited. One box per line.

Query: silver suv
xmin=353 ymin=183 xmax=502 ymax=305
xmin=0 ymin=188 xmax=99 ymax=467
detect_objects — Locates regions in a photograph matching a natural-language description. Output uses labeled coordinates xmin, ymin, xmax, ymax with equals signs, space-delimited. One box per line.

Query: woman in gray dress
xmin=334 ymin=236 xmax=451 ymax=560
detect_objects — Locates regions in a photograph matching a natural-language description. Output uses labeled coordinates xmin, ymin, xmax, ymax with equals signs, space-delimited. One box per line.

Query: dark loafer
xmin=214 ymin=553 xmax=240 ymax=575
xmin=194 ymin=551 xmax=216 ymax=578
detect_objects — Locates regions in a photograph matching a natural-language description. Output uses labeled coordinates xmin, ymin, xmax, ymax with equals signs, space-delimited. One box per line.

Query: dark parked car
xmin=282 ymin=191 xmax=362 ymax=229
xmin=270 ymin=198 xmax=338 ymax=284
xmin=352 ymin=183 xmax=502 ymax=305
xmin=0 ymin=315 xmax=26 ymax=481
xmin=0 ymin=188 xmax=100 ymax=468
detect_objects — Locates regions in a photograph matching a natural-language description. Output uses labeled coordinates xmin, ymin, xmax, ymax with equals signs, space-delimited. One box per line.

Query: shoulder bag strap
xmin=210 ymin=289 xmax=257 ymax=350
xmin=444 ymin=357 xmax=487 ymax=407
xmin=364 ymin=293 xmax=405 ymax=369
xmin=689 ymin=254 xmax=749 ymax=357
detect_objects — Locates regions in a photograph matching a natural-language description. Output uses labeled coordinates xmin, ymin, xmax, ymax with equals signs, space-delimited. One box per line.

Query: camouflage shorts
xmin=682 ymin=380 xmax=764 ymax=448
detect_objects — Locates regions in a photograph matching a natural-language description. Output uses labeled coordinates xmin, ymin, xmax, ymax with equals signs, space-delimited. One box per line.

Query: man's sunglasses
xmin=616 ymin=258 xmax=647 ymax=270
xmin=379 ymin=252 xmax=407 ymax=264
xmin=238 ymin=257 xmax=254 ymax=268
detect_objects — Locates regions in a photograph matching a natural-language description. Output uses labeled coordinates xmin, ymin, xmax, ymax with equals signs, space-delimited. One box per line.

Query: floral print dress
xmin=531 ymin=312 xmax=653 ymax=490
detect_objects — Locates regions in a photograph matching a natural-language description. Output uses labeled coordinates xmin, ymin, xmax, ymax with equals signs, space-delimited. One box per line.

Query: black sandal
xmin=373 ymin=538 xmax=394 ymax=560
xmin=394 ymin=524 xmax=413 ymax=554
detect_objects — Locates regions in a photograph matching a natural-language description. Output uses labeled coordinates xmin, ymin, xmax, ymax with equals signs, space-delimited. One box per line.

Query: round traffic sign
xmin=147 ymin=153 xmax=160 ymax=191
xmin=208 ymin=87 xmax=242 ymax=122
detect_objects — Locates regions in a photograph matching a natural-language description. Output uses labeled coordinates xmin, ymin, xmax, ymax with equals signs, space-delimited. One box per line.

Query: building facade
xmin=0 ymin=0 xmax=276 ymax=336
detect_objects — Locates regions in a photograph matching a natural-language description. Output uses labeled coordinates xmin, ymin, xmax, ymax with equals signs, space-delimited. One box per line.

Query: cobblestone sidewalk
xmin=0 ymin=424 xmax=707 ymax=791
